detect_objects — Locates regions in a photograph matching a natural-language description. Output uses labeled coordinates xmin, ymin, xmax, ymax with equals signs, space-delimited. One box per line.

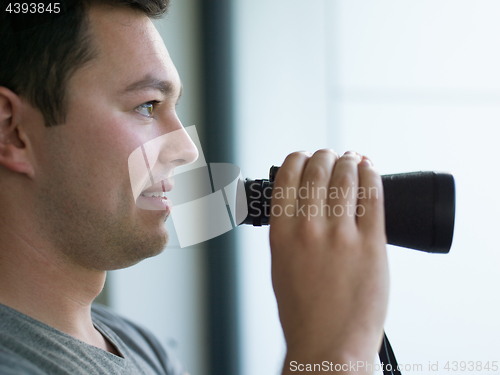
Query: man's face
xmin=33 ymin=5 xmax=197 ymax=270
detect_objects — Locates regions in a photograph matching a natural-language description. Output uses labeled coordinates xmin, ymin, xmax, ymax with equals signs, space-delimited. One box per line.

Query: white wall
xmin=233 ymin=1 xmax=329 ymax=374
xmin=107 ymin=1 xmax=208 ymax=375
xmin=234 ymin=1 xmax=500 ymax=374
xmin=331 ymin=1 xmax=500 ymax=371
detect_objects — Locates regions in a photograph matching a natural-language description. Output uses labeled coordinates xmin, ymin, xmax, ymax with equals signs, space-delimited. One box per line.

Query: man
xmin=0 ymin=1 xmax=388 ymax=374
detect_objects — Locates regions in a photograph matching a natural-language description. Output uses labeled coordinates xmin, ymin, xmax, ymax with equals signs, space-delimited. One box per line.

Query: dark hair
xmin=0 ymin=0 xmax=170 ymax=127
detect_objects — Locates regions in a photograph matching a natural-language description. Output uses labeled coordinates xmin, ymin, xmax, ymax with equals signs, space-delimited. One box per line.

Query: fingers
xmin=356 ymin=156 xmax=385 ymax=236
xmin=270 ymin=151 xmax=311 ymax=225
xmin=271 ymin=150 xmax=384 ymax=236
xmin=327 ymin=151 xmax=362 ymax=225
xmin=271 ymin=149 xmax=339 ymax=225
xmin=299 ymin=149 xmax=338 ymax=216
xmin=269 ymin=149 xmax=388 ymax=366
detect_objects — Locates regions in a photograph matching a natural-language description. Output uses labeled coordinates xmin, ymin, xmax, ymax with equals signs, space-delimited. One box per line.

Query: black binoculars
xmin=243 ymin=167 xmax=456 ymax=253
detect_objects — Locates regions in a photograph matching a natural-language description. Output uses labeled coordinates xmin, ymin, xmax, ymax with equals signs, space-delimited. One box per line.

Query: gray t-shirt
xmin=0 ymin=303 xmax=185 ymax=375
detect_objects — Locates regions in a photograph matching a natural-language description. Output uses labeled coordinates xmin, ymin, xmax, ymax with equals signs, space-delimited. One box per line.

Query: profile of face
xmin=128 ymin=126 xmax=249 ymax=249
xmin=128 ymin=127 xmax=199 ymax=212
xmin=32 ymin=4 xmax=198 ymax=270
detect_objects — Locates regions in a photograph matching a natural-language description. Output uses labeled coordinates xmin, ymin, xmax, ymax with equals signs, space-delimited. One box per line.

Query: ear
xmin=0 ymin=87 xmax=35 ymax=178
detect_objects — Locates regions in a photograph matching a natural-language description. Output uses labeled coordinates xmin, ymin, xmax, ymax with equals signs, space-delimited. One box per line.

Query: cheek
xmin=70 ymin=115 xmax=132 ymax=173
xmin=86 ymin=109 xmax=161 ymax=155
xmin=64 ymin=100 xmax=168 ymax=197
xmin=82 ymin=117 xmax=158 ymax=204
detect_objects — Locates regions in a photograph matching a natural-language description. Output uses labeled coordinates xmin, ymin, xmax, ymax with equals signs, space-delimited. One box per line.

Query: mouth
xmin=137 ymin=181 xmax=173 ymax=212
xmin=140 ymin=191 xmax=169 ymax=199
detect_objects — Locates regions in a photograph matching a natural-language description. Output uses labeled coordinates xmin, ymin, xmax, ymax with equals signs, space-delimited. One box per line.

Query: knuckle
xmin=340 ymin=154 xmax=358 ymax=163
xmin=336 ymin=171 xmax=354 ymax=189
xmin=294 ymin=221 xmax=324 ymax=246
xmin=327 ymin=222 xmax=356 ymax=248
xmin=272 ymin=220 xmax=325 ymax=251
xmin=275 ymin=168 xmax=295 ymax=187
xmin=286 ymin=151 xmax=310 ymax=162
xmin=306 ymin=164 xmax=329 ymax=182
xmin=339 ymin=151 xmax=362 ymax=164
xmin=360 ymin=163 xmax=380 ymax=177
xmin=314 ymin=148 xmax=337 ymax=158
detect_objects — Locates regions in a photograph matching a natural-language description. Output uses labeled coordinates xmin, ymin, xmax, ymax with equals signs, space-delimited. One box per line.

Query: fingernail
xmin=360 ymin=157 xmax=372 ymax=166
xmin=344 ymin=151 xmax=356 ymax=156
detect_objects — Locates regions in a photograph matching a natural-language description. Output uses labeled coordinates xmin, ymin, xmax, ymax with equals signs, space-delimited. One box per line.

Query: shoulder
xmin=0 ymin=346 xmax=47 ymax=375
xmin=0 ymin=304 xmax=48 ymax=375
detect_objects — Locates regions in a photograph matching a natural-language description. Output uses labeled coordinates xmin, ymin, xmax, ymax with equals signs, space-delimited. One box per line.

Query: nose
xmin=142 ymin=125 xmax=199 ymax=188
xmin=158 ymin=126 xmax=199 ymax=170
xmin=128 ymin=123 xmax=201 ymax=203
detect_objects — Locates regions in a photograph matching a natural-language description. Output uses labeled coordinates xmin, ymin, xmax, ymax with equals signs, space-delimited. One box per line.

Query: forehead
xmin=79 ymin=4 xmax=179 ymax=92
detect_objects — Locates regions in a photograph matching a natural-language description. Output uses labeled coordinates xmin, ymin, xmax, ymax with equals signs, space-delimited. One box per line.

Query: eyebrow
xmin=121 ymin=75 xmax=183 ymax=104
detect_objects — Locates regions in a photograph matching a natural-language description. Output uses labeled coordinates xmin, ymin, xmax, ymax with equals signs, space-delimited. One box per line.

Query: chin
xmin=90 ymin=228 xmax=170 ymax=271
xmin=103 ymin=247 xmax=167 ymax=271
xmin=121 ymin=232 xmax=169 ymax=269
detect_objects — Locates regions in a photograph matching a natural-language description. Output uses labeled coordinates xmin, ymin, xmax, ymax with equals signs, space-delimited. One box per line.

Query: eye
xmin=135 ymin=101 xmax=160 ymax=118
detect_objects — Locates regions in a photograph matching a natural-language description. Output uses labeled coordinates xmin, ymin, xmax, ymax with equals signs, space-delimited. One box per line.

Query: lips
xmin=140 ymin=191 xmax=168 ymax=198
xmin=141 ymin=178 xmax=174 ymax=194
xmin=136 ymin=180 xmax=174 ymax=211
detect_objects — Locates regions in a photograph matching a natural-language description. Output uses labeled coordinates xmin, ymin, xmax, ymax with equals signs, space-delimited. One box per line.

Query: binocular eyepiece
xmin=243 ymin=167 xmax=456 ymax=254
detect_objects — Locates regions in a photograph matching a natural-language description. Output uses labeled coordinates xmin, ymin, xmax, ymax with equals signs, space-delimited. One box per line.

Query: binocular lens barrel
xmin=243 ymin=167 xmax=455 ymax=254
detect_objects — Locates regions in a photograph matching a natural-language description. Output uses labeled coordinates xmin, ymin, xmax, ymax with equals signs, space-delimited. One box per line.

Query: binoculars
xmin=243 ymin=167 xmax=456 ymax=253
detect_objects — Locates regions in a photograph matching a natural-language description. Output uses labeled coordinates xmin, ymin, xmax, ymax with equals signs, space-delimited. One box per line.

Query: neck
xmin=0 ymin=219 xmax=108 ymax=348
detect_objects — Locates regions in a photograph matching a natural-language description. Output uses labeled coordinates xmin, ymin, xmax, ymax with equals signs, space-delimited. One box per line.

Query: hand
xmin=270 ymin=150 xmax=389 ymax=374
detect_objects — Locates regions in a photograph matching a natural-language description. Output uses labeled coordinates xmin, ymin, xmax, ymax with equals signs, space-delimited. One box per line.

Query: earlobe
xmin=0 ymin=87 xmax=35 ymax=178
